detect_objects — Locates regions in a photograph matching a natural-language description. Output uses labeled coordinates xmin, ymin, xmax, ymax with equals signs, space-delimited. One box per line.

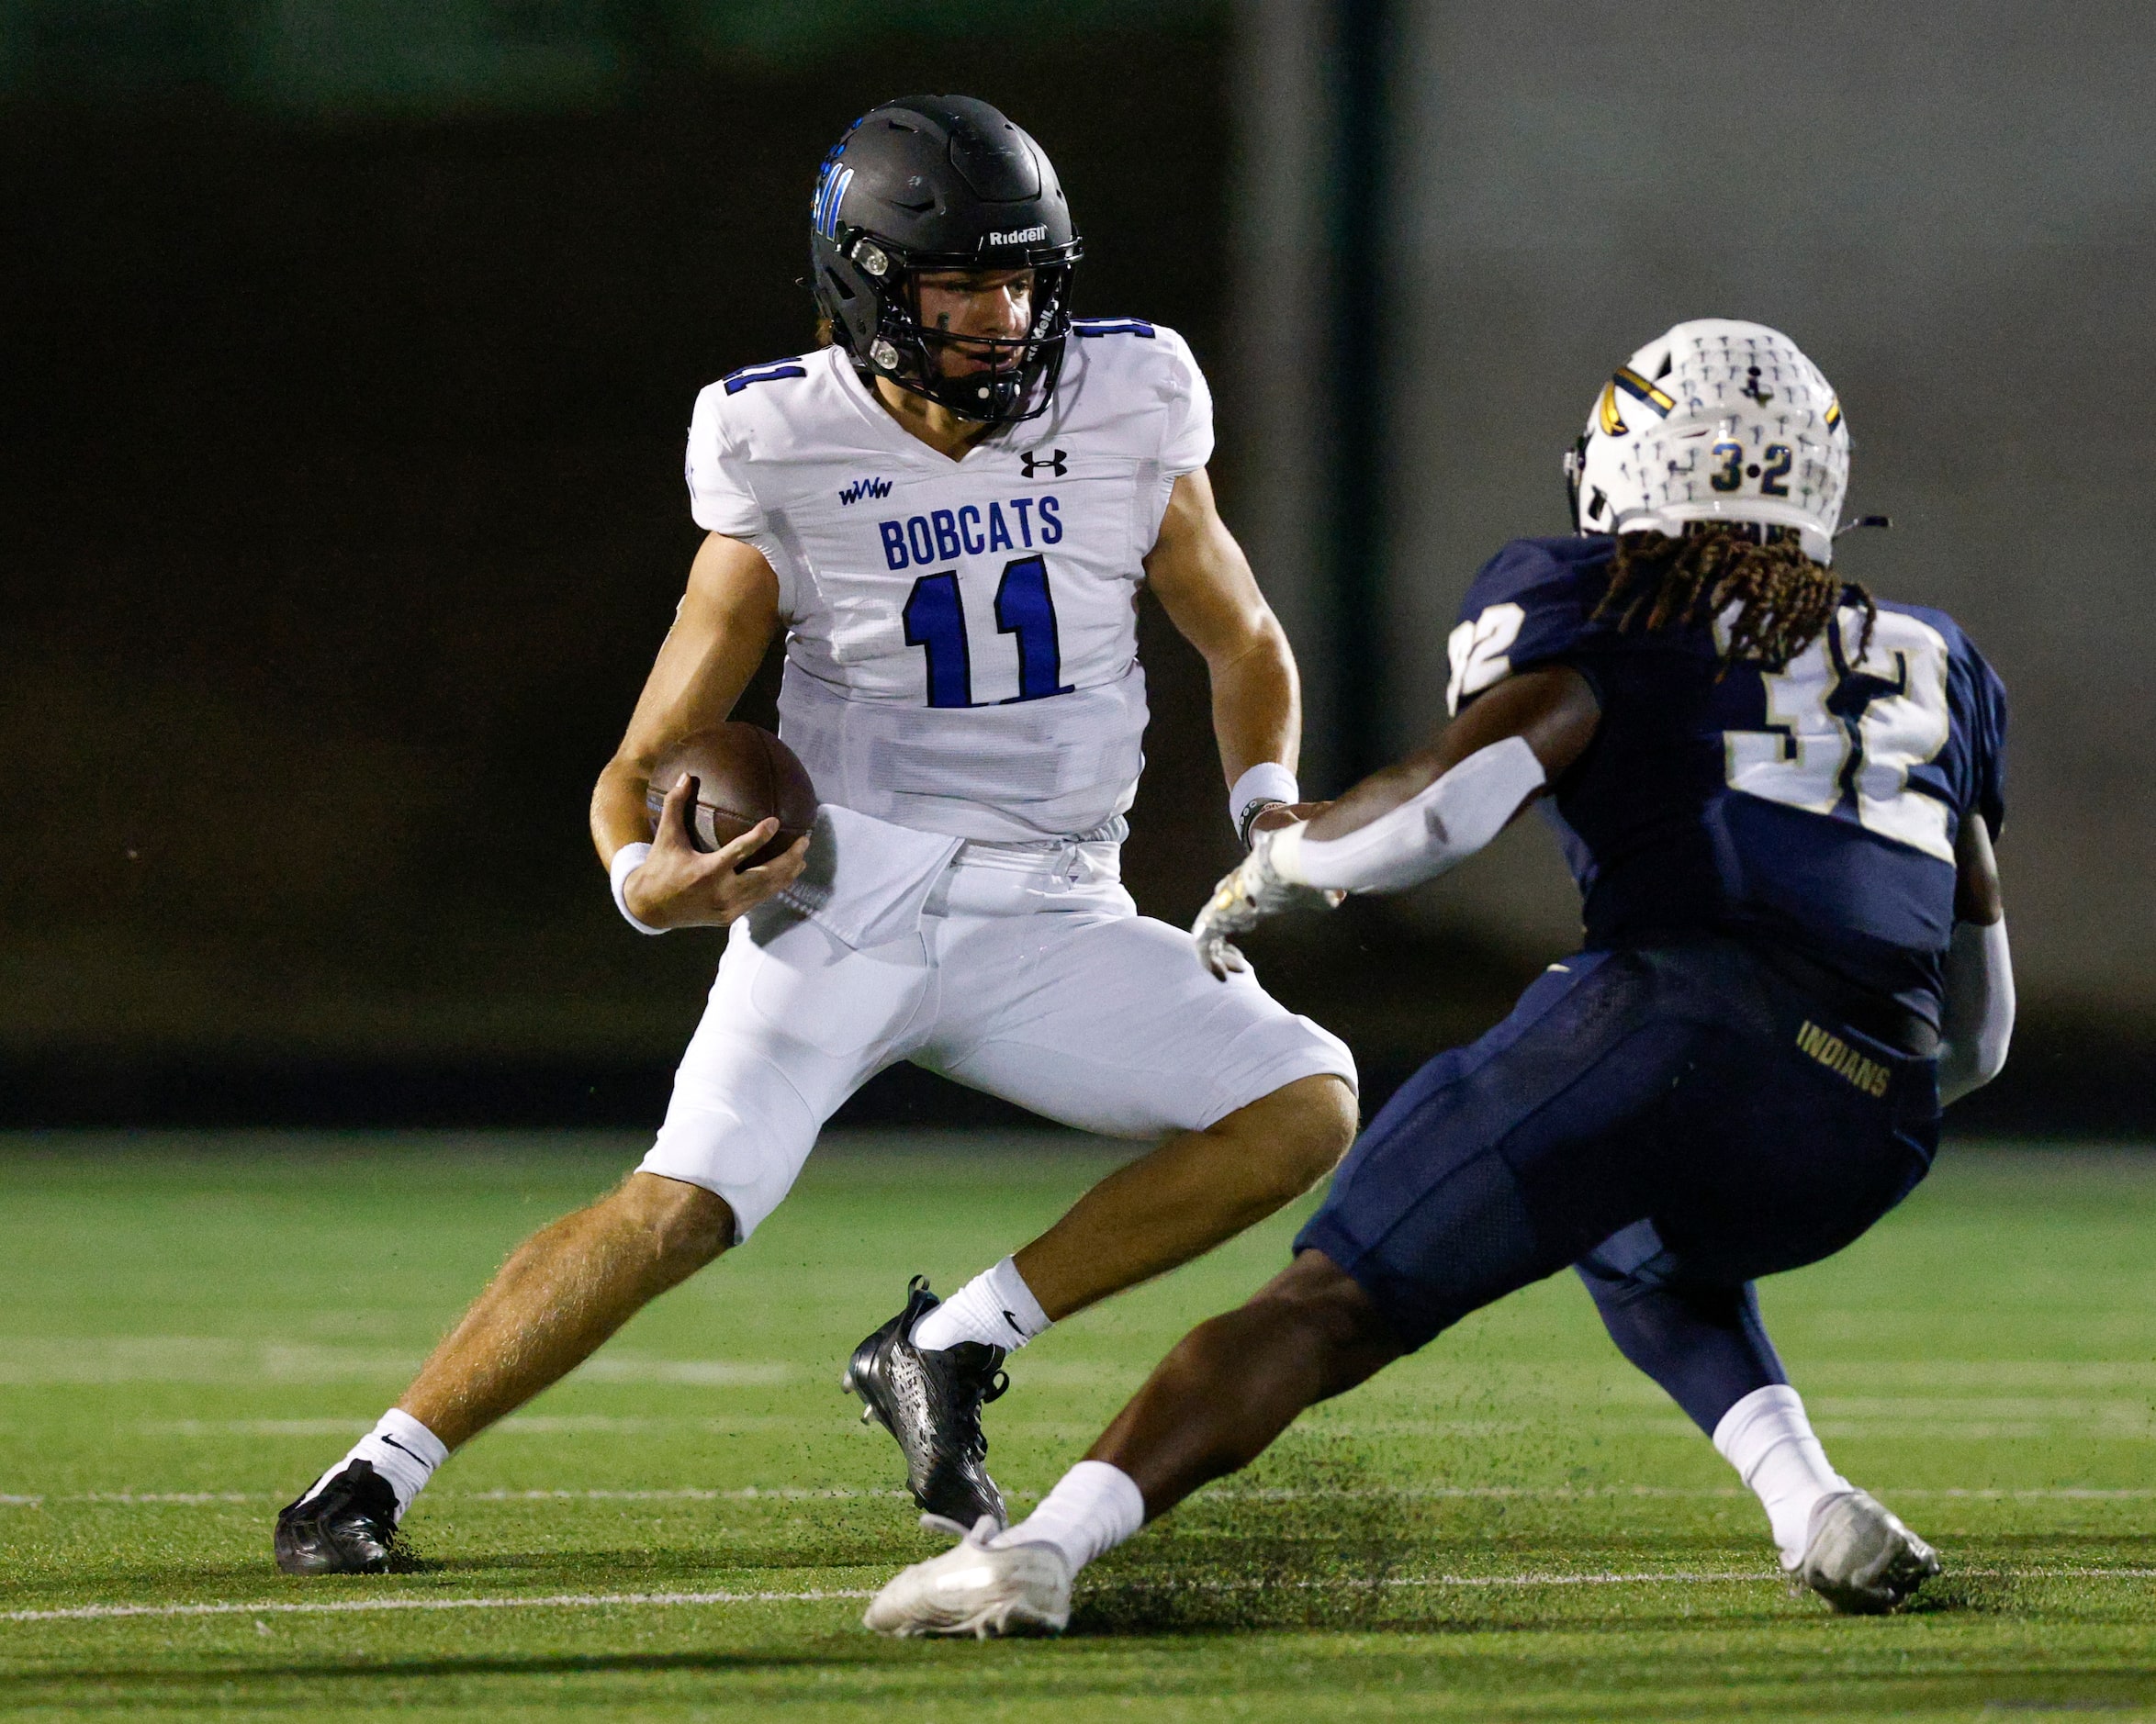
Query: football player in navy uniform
xmin=867 ymin=319 xmax=2014 ymax=1635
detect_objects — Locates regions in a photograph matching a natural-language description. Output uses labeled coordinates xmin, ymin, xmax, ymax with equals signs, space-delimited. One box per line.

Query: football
xmin=646 ymin=722 xmax=817 ymax=869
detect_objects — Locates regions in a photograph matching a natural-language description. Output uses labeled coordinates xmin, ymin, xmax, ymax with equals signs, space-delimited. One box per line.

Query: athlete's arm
xmin=1274 ymin=666 xmax=1601 ymax=892
xmin=589 ymin=531 xmax=809 ymax=931
xmin=1192 ymin=666 xmax=1599 ymax=976
xmin=1142 ymin=468 xmax=1301 ymax=800
xmin=1937 ymin=812 xmax=2013 ymax=1104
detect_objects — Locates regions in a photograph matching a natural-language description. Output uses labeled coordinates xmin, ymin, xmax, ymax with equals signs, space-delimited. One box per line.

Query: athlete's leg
xmin=862 ymin=1249 xmax=1400 ymax=1635
xmin=399 ymin=1172 xmax=733 ymax=1448
xmin=1576 ymin=1242 xmax=1847 ymax=1565
xmin=1086 ymin=1248 xmax=1400 ymax=1510
xmin=1578 ymin=1240 xmax=1910 ymax=1581
xmin=1584 ymin=1251 xmax=1930 ymax=1602
xmin=870 ymin=943 xmax=1944 ymax=1630
xmin=867 ymin=950 xmax=1727 ymax=1630
xmin=849 ymin=895 xmax=1356 ymax=1529
xmin=277 ymin=910 xmax=923 ymax=1573
xmin=905 ymin=1073 xmax=1353 ymax=1356
xmin=1560 ymin=957 xmax=1941 ymax=1604
xmin=1011 ymin=1072 xmax=1356 ymax=1321
xmin=910 ymin=905 xmax=1357 ymax=1353
xmin=275 ymin=1173 xmax=740 ymax=1575
xmin=403 ymin=913 xmax=920 ymax=1446
xmin=1574 ymin=1233 xmax=1787 ymax=1436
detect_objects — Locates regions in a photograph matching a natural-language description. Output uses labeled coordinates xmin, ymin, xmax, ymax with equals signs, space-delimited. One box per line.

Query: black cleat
xmin=273 ymin=1460 xmax=410 ymax=1575
xmin=842 ymin=1276 xmax=1012 ymax=1529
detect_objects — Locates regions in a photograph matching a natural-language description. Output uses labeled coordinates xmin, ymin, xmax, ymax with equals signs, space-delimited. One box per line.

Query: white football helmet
xmin=1564 ymin=319 xmax=1850 ymax=564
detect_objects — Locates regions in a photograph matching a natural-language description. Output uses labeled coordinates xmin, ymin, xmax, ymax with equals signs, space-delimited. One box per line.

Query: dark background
xmin=3 ymin=1 xmax=2145 ymax=1133
xmin=1 ymin=4 xmax=1323 ymax=1129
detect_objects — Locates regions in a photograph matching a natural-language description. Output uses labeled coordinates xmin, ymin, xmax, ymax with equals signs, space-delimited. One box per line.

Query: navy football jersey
xmin=1448 ymin=535 xmax=2007 ymax=1024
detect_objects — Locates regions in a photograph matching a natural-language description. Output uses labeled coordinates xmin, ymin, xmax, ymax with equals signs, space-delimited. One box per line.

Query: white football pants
xmin=638 ymin=838 xmax=1356 ymax=1239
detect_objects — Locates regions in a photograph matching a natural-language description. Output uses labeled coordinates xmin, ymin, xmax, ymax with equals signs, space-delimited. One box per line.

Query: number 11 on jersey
xmin=903 ymin=554 xmax=1073 ymax=708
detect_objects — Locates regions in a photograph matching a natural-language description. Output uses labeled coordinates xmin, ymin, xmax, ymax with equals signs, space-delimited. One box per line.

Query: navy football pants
xmin=1295 ymin=940 xmax=1938 ymax=1429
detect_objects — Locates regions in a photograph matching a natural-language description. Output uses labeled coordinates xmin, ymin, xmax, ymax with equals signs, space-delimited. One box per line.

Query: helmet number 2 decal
xmin=902 ymin=555 xmax=1073 ymax=709
xmin=1711 ymin=441 xmax=1795 ymax=497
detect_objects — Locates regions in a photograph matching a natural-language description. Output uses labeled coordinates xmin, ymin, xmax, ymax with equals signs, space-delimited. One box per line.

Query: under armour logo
xmin=1021 ymin=449 xmax=1067 ymax=478
xmin=1741 ymin=366 xmax=1775 ymax=405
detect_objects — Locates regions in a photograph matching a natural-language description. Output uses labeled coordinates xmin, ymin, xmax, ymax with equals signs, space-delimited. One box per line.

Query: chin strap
xmin=1835 ymin=514 xmax=1892 ymax=537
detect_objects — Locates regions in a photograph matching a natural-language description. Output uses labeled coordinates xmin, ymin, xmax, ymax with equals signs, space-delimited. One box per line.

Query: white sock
xmin=994 ymin=1460 xmax=1145 ymax=1576
xmin=911 ymin=1256 xmax=1051 ymax=1353
xmin=1712 ymin=1384 xmax=1850 ymax=1569
xmin=308 ymin=1409 xmax=448 ymax=1524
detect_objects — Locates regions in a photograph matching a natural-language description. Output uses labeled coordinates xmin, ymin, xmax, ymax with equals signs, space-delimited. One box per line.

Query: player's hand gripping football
xmin=621 ymin=773 xmax=811 ymax=931
xmin=1192 ymin=823 xmax=1344 ymax=980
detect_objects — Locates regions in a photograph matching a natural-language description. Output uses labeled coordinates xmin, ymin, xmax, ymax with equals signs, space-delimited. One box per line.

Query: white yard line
xmin=7 ymin=1484 xmax=2155 ymax=1510
xmin=0 ymin=1486 xmax=915 ymax=1508
xmin=450 ymin=1486 xmax=910 ymax=1502
xmin=1204 ymin=1485 xmax=2156 ymax=1502
xmin=12 ymin=1566 xmax=2156 ymax=1625
xmin=2 ymin=1587 xmax=876 ymax=1624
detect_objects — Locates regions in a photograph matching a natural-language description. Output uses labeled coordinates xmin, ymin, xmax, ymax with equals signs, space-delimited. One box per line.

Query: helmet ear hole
xmin=823 ymin=268 xmax=857 ymax=303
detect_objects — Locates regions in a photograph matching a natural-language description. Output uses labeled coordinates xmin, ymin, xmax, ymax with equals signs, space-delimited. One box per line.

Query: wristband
xmin=609 ymin=842 xmax=666 ymax=935
xmin=1230 ymin=761 xmax=1300 ymax=847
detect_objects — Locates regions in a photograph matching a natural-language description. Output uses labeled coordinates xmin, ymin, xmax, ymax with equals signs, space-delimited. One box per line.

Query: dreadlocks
xmin=1593 ymin=522 xmax=1874 ymax=675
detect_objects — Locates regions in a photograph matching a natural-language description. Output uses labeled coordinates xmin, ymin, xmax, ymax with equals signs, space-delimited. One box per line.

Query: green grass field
xmin=3 ymin=1133 xmax=2152 ymax=1720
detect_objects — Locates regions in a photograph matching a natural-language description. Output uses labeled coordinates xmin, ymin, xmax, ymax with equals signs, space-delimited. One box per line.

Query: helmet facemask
xmin=863 ymin=252 xmax=1077 ymax=424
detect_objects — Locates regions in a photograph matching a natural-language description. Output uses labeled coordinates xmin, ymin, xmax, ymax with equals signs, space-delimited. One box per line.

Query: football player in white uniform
xmin=274 ymin=95 xmax=1358 ymax=1574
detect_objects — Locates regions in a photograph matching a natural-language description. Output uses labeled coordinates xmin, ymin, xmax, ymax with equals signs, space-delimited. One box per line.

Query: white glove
xmin=1191 ymin=827 xmax=1342 ymax=980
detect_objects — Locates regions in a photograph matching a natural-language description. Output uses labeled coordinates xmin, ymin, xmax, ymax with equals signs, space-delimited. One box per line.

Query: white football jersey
xmin=684 ymin=319 xmax=1213 ymax=842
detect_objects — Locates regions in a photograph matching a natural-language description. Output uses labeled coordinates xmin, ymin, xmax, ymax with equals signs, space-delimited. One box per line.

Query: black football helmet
xmin=810 ymin=95 xmax=1083 ymax=425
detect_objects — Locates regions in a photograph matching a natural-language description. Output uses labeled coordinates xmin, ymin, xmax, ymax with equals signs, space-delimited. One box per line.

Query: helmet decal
xmin=1614 ymin=366 xmax=1676 ymax=415
xmin=813 ymin=162 xmax=853 ymax=239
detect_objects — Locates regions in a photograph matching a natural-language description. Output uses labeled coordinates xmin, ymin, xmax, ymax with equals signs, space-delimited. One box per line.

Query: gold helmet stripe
xmin=1598 ymin=381 xmax=1627 ymax=437
xmin=1612 ymin=366 xmax=1677 ymax=415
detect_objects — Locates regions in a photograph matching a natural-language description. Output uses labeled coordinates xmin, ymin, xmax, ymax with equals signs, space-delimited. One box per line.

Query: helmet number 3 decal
xmin=1711 ymin=441 xmax=1795 ymax=498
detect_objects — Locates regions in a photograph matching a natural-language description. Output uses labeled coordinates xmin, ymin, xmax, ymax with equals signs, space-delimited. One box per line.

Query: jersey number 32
xmin=1724 ymin=608 xmax=1954 ymax=863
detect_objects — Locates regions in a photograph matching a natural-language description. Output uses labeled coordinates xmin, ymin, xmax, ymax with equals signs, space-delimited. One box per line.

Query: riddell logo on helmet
xmin=986 ymin=226 xmax=1049 ymax=246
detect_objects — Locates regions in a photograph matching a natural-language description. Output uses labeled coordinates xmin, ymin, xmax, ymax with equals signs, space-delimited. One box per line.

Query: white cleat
xmin=1797 ymin=1489 xmax=1941 ymax=1614
xmin=863 ymin=1515 xmax=1072 ymax=1640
